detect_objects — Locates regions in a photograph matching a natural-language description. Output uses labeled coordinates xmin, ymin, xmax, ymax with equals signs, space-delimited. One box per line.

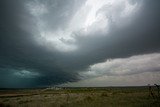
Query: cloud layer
xmin=80 ymin=53 xmax=160 ymax=78
xmin=62 ymin=72 xmax=160 ymax=87
xmin=0 ymin=0 xmax=160 ymax=88
xmin=26 ymin=0 xmax=142 ymax=52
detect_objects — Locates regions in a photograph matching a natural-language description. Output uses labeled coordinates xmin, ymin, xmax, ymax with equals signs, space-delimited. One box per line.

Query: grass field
xmin=0 ymin=87 xmax=160 ymax=107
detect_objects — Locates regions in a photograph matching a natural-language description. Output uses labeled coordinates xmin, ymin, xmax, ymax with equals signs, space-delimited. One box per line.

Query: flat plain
xmin=0 ymin=87 xmax=160 ymax=107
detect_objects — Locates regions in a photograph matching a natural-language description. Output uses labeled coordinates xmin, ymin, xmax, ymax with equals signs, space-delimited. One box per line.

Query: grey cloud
xmin=0 ymin=0 xmax=79 ymax=88
xmin=80 ymin=53 xmax=160 ymax=78
xmin=26 ymin=0 xmax=86 ymax=31
xmin=67 ymin=0 xmax=160 ymax=71
xmin=0 ymin=0 xmax=160 ymax=88
xmin=62 ymin=72 xmax=160 ymax=87
xmin=13 ymin=70 xmax=40 ymax=78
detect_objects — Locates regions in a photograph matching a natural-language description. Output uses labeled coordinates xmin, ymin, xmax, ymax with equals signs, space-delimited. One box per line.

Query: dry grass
xmin=0 ymin=87 xmax=160 ymax=107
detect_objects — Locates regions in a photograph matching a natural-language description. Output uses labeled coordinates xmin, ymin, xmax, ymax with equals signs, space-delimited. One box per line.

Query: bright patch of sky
xmin=80 ymin=53 xmax=160 ymax=78
xmin=26 ymin=0 xmax=141 ymax=52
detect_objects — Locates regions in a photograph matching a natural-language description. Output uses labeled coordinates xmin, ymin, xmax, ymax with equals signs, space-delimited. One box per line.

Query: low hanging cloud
xmin=62 ymin=72 xmax=160 ymax=87
xmin=62 ymin=53 xmax=160 ymax=87
xmin=80 ymin=53 xmax=160 ymax=78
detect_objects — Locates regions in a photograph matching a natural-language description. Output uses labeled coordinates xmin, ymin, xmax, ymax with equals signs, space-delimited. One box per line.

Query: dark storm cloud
xmin=0 ymin=0 xmax=160 ymax=88
xmin=0 ymin=0 xmax=79 ymax=88
xmin=25 ymin=0 xmax=86 ymax=31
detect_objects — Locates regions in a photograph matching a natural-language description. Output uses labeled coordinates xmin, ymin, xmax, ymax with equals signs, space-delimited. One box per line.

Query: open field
xmin=0 ymin=87 xmax=160 ymax=107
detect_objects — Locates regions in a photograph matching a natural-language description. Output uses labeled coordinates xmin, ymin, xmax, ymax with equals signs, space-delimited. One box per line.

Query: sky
xmin=0 ymin=0 xmax=160 ymax=88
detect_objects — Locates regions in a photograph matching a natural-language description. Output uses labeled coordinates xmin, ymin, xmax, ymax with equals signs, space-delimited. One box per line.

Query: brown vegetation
xmin=0 ymin=87 xmax=160 ymax=107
